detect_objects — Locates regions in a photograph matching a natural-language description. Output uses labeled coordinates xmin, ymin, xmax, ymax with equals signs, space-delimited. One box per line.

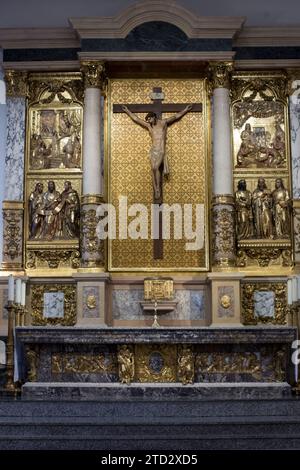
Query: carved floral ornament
xmin=28 ymin=76 xmax=84 ymax=106
xmin=5 ymin=70 xmax=28 ymax=97
xmin=80 ymin=61 xmax=106 ymax=89
xmin=209 ymin=62 xmax=233 ymax=90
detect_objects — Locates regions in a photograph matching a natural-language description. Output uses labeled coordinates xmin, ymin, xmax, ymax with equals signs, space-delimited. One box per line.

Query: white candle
xmin=288 ymin=279 xmax=293 ymax=305
xmin=15 ymin=278 xmax=21 ymax=304
xmin=21 ymin=281 xmax=26 ymax=306
xmin=297 ymin=275 xmax=300 ymax=300
xmin=293 ymin=277 xmax=298 ymax=303
xmin=8 ymin=274 xmax=14 ymax=302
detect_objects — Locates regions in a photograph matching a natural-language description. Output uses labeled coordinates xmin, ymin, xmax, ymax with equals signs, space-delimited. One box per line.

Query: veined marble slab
xmin=4 ymin=97 xmax=25 ymax=201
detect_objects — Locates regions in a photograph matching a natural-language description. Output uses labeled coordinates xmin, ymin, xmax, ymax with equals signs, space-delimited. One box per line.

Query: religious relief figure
xmin=178 ymin=346 xmax=194 ymax=385
xmin=236 ymin=118 xmax=286 ymax=169
xmin=117 ymin=345 xmax=134 ymax=384
xmin=29 ymin=182 xmax=44 ymax=239
xmin=29 ymin=108 xmax=82 ymax=170
xmin=121 ymin=104 xmax=193 ymax=199
xmin=237 ymin=123 xmax=259 ymax=167
xmin=60 ymin=181 xmax=80 ymax=238
xmin=272 ymin=178 xmax=291 ymax=238
xmin=252 ymin=178 xmax=273 ymax=239
xmin=40 ymin=181 xmax=63 ymax=240
xmin=234 ymin=179 xmax=253 ymax=239
xmin=28 ymin=180 xmax=80 ymax=241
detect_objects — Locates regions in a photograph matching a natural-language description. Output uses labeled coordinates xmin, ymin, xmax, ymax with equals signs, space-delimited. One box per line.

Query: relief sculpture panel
xmin=232 ymin=73 xmax=292 ymax=268
xmin=25 ymin=74 xmax=83 ymax=271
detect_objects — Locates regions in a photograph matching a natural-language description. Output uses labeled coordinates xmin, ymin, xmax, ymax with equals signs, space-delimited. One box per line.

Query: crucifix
xmin=113 ymin=87 xmax=202 ymax=259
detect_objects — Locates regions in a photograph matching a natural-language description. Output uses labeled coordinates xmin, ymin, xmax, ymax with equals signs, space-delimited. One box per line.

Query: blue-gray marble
xmin=290 ymin=98 xmax=300 ymax=198
xmin=112 ymin=289 xmax=205 ymax=320
xmin=3 ymin=48 xmax=80 ymax=62
xmin=235 ymin=47 xmax=300 ymax=60
xmin=4 ymin=97 xmax=25 ymax=201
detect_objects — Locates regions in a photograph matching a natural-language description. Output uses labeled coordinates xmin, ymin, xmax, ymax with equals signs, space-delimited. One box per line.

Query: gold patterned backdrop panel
xmin=109 ymin=79 xmax=209 ymax=271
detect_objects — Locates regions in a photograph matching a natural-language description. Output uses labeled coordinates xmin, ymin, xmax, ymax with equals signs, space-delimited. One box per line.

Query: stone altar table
xmin=15 ymin=326 xmax=296 ymax=400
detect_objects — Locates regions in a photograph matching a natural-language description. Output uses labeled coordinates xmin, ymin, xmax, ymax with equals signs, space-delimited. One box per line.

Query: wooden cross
xmin=113 ymin=87 xmax=202 ymax=260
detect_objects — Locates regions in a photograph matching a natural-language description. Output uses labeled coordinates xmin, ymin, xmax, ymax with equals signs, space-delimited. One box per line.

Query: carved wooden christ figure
xmin=121 ymin=104 xmax=193 ymax=199
xmin=113 ymin=87 xmax=202 ymax=202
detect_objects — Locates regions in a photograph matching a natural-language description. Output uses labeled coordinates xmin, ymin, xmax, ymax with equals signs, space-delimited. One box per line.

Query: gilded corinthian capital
xmin=4 ymin=70 xmax=28 ymax=97
xmin=209 ymin=62 xmax=233 ymax=89
xmin=80 ymin=61 xmax=106 ymax=89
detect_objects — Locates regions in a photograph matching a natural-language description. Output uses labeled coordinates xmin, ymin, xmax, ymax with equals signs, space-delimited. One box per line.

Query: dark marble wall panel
xmin=3 ymin=48 xmax=80 ymax=62
xmin=235 ymin=46 xmax=300 ymax=60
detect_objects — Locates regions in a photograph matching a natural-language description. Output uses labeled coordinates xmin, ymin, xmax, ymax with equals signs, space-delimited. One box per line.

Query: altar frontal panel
xmin=109 ymin=79 xmax=209 ymax=271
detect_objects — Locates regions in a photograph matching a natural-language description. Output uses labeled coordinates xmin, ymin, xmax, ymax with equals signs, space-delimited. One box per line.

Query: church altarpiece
xmin=1 ymin=66 xmax=298 ymax=390
xmin=12 ymin=71 xmax=296 ymax=328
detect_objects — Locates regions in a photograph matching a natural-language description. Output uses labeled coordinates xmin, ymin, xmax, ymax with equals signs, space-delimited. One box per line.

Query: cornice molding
xmin=235 ymin=59 xmax=300 ymax=69
xmin=2 ymin=61 xmax=80 ymax=71
xmin=70 ymin=1 xmax=245 ymax=39
xmin=0 ymin=28 xmax=80 ymax=49
xmin=234 ymin=27 xmax=300 ymax=47
xmin=78 ymin=51 xmax=235 ymax=62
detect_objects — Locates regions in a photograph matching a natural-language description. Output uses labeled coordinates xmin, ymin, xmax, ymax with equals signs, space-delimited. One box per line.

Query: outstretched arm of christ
xmin=121 ymin=105 xmax=149 ymax=129
xmin=164 ymin=104 xmax=193 ymax=125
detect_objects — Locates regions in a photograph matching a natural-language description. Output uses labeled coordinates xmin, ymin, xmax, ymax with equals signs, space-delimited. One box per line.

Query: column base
xmin=2 ymin=201 xmax=24 ymax=271
xmin=212 ymin=195 xmax=236 ymax=267
xmin=81 ymin=194 xmax=105 ymax=269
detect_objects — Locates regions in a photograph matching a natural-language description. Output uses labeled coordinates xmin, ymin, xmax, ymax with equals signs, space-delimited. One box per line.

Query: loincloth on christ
xmin=149 ymin=148 xmax=169 ymax=176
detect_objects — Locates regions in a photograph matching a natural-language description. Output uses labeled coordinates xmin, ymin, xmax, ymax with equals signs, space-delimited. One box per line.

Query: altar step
xmin=21 ymin=382 xmax=292 ymax=401
xmin=1 ymin=397 xmax=300 ymax=449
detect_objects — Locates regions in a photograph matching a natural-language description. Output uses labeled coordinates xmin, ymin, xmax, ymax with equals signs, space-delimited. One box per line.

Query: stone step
xmin=1 ymin=397 xmax=300 ymax=449
xmin=21 ymin=381 xmax=292 ymax=401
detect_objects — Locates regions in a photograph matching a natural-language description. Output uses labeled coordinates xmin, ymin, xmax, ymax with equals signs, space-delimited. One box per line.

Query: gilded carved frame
xmin=24 ymin=73 xmax=84 ymax=273
xmin=30 ymin=283 xmax=77 ymax=326
xmin=231 ymin=71 xmax=293 ymax=268
xmin=241 ymin=281 xmax=287 ymax=325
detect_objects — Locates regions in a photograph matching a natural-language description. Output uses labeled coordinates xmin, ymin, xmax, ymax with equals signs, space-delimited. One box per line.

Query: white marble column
xmin=82 ymin=86 xmax=102 ymax=195
xmin=210 ymin=62 xmax=235 ymax=267
xmin=80 ymin=61 xmax=106 ymax=269
xmin=1 ymin=70 xmax=27 ymax=270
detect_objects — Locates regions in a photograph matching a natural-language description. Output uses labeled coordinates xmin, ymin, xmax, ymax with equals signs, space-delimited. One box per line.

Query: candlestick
xmin=21 ymin=281 xmax=26 ymax=306
xmin=297 ymin=275 xmax=300 ymax=301
xmin=5 ymin=301 xmax=16 ymax=392
xmin=15 ymin=279 xmax=21 ymax=304
xmin=8 ymin=275 xmax=14 ymax=302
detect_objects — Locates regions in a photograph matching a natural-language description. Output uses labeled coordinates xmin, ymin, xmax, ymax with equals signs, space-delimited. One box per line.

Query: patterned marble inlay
xmin=43 ymin=292 xmax=64 ymax=319
xmin=254 ymin=290 xmax=275 ymax=318
xmin=112 ymin=288 xmax=205 ymax=320
xmin=290 ymin=89 xmax=300 ymax=198
xmin=4 ymin=97 xmax=26 ymax=200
